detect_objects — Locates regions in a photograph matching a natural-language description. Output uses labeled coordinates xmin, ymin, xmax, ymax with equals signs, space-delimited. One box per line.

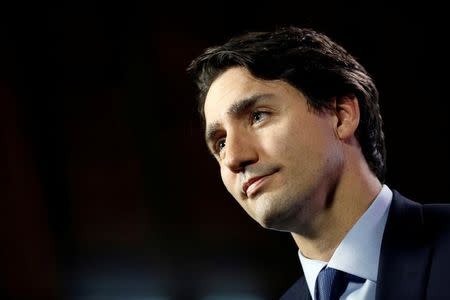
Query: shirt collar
xmin=298 ymin=184 xmax=393 ymax=297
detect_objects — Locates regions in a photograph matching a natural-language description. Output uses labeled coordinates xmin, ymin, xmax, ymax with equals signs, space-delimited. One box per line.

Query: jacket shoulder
xmin=422 ymin=203 xmax=450 ymax=298
xmin=392 ymin=191 xmax=450 ymax=298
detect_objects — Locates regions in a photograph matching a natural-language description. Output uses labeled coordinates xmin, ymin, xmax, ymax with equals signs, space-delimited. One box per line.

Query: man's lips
xmin=242 ymin=176 xmax=265 ymax=195
xmin=242 ymin=171 xmax=277 ymax=196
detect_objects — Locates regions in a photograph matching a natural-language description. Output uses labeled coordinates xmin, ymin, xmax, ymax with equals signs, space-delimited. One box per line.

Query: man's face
xmin=204 ymin=67 xmax=344 ymax=232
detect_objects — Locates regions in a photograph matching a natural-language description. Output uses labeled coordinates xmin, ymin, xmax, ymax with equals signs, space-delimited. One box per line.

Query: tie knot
xmin=315 ymin=267 xmax=348 ymax=300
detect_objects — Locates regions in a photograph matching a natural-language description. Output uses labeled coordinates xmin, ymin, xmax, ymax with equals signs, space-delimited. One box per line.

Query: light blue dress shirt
xmin=298 ymin=184 xmax=393 ymax=300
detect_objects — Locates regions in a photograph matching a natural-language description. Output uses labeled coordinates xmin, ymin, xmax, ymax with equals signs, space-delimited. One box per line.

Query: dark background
xmin=1 ymin=1 xmax=448 ymax=299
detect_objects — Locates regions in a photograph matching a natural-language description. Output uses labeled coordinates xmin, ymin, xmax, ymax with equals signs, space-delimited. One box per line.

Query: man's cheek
xmin=220 ymin=170 xmax=235 ymax=195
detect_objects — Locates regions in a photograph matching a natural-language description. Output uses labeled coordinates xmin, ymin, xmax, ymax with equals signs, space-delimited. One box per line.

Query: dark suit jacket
xmin=280 ymin=190 xmax=450 ymax=300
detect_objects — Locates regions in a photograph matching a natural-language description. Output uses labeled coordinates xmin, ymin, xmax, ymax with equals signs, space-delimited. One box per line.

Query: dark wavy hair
xmin=187 ymin=26 xmax=386 ymax=182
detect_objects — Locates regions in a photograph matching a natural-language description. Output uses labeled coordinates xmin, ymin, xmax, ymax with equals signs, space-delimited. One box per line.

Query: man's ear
xmin=333 ymin=94 xmax=360 ymax=140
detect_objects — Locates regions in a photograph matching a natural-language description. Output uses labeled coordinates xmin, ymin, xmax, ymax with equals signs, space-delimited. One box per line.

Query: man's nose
xmin=222 ymin=132 xmax=258 ymax=173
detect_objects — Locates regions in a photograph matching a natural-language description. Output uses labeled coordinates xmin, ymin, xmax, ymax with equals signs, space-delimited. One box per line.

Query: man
xmin=187 ymin=26 xmax=450 ymax=299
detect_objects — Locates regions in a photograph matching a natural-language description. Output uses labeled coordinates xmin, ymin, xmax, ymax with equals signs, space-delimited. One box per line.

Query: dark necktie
xmin=315 ymin=267 xmax=349 ymax=300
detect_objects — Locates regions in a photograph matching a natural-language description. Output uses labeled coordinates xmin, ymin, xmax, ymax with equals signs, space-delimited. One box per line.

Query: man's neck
xmin=291 ymin=159 xmax=382 ymax=261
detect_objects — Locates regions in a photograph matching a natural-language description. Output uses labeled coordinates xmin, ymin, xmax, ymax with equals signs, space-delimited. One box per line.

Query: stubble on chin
xmin=252 ymin=194 xmax=303 ymax=232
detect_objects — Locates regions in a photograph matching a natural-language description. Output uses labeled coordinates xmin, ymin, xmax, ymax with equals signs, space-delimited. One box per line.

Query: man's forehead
xmin=206 ymin=68 xmax=251 ymax=101
xmin=204 ymin=67 xmax=268 ymax=121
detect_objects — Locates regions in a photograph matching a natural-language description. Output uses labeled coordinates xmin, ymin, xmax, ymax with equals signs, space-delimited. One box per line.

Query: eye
xmin=215 ymin=138 xmax=226 ymax=153
xmin=251 ymin=111 xmax=269 ymax=124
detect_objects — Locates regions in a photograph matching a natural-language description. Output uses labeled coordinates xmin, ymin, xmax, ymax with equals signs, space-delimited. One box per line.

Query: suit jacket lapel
xmin=279 ymin=276 xmax=312 ymax=300
xmin=300 ymin=278 xmax=312 ymax=300
xmin=376 ymin=191 xmax=432 ymax=300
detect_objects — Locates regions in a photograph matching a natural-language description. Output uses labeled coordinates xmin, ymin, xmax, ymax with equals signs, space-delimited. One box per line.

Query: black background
xmin=1 ymin=1 xmax=448 ymax=299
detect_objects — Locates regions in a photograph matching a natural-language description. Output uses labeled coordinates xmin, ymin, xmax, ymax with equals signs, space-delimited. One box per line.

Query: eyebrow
xmin=204 ymin=93 xmax=274 ymax=146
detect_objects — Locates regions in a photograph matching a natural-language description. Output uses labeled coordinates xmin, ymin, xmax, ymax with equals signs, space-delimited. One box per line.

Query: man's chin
xmin=255 ymin=208 xmax=293 ymax=232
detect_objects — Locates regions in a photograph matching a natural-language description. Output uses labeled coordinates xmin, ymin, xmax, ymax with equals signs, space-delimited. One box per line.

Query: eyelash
xmin=213 ymin=110 xmax=270 ymax=155
xmin=250 ymin=111 xmax=269 ymax=124
xmin=215 ymin=138 xmax=226 ymax=153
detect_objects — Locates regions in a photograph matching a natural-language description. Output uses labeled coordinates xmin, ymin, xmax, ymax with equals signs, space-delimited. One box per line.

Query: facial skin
xmin=204 ymin=67 xmax=347 ymax=234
